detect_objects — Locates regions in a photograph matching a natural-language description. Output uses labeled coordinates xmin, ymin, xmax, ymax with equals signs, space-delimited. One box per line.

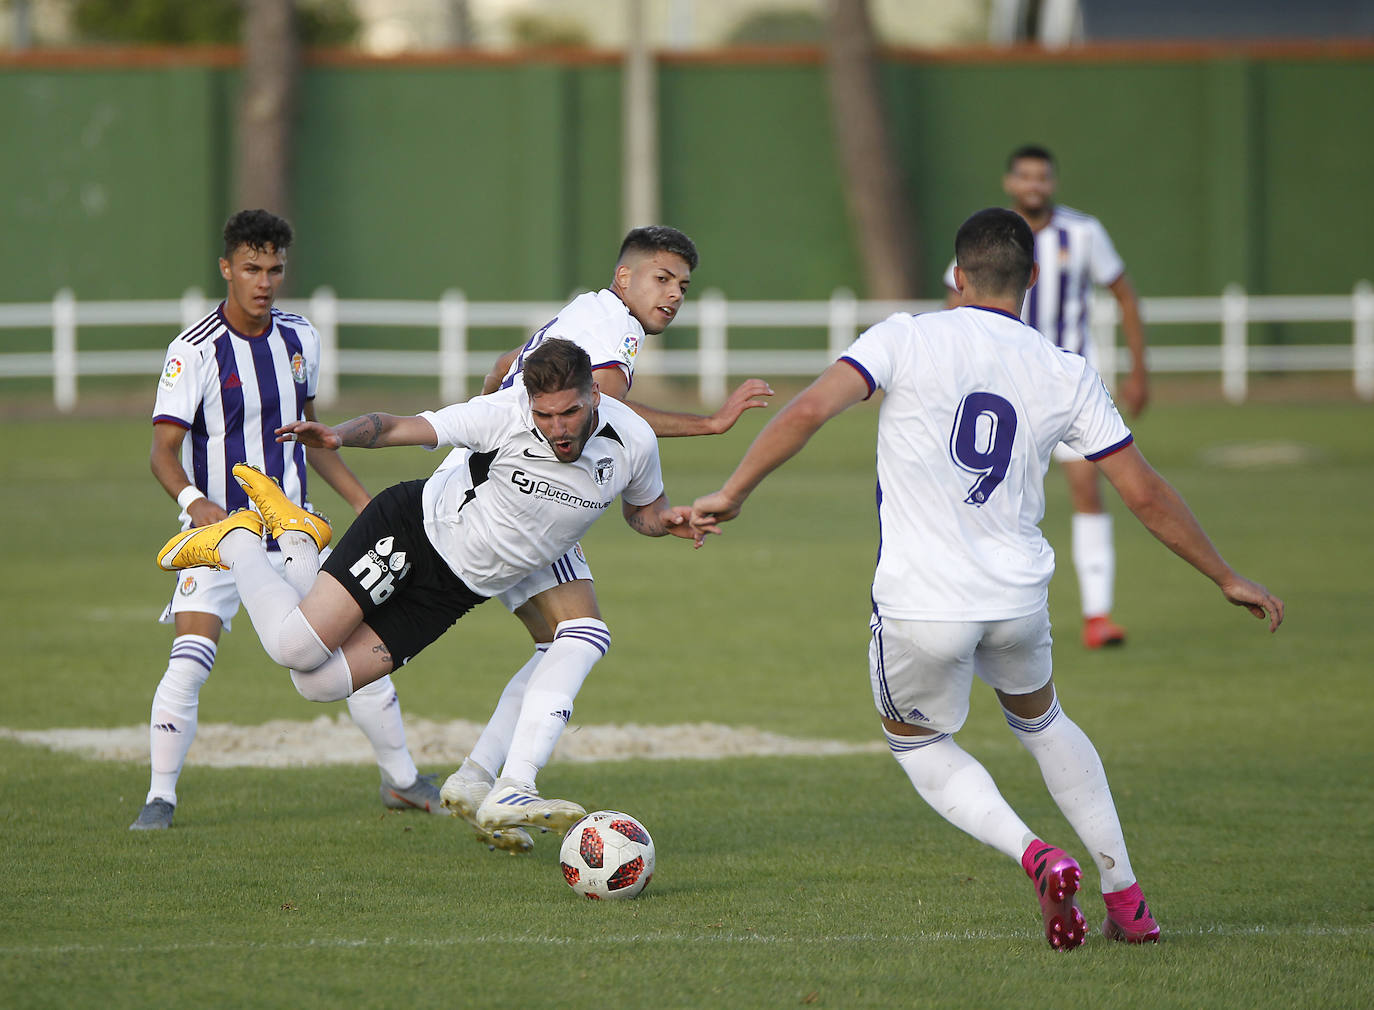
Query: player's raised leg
xmin=158 ymin=513 xmax=359 ymax=695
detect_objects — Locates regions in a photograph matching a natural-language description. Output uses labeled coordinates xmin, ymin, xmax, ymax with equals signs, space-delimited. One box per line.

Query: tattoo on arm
xmin=338 ymin=413 xmax=386 ymax=448
xmin=624 ymin=506 xmax=663 ymax=537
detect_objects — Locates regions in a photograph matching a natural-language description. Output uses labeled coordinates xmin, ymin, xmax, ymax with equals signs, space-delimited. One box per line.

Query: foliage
xmin=508 ymin=12 xmax=591 ymax=48
xmin=70 ymin=0 xmax=359 ymax=47
xmin=727 ymin=8 xmax=826 ymax=45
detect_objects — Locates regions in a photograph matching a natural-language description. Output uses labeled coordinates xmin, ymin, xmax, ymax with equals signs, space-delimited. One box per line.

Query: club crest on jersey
xmin=573 ymin=543 xmax=586 ymax=564
xmin=179 ymin=573 xmax=197 ymax=596
xmin=592 ymin=456 xmax=615 ymax=487
xmin=620 ymin=333 xmax=640 ymax=362
xmin=160 ymin=357 xmax=184 ymax=391
xmin=290 ymin=352 xmax=307 ymax=384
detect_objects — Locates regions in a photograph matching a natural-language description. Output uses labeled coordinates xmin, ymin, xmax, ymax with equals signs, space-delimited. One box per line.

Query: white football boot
xmin=475 ymin=777 xmax=586 ymax=835
xmin=441 ymin=770 xmax=534 ymax=853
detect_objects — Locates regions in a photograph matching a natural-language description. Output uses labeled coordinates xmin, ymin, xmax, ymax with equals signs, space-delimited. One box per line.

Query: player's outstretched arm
xmin=1096 ymin=443 xmax=1283 ymax=631
xmin=301 ymin=400 xmax=371 ymax=516
xmin=622 ymin=494 xmax=695 ymax=540
xmin=624 ymin=378 xmax=775 ymax=438
xmin=690 ymin=362 xmax=869 ymax=536
xmin=276 ymin=412 xmax=439 ymax=450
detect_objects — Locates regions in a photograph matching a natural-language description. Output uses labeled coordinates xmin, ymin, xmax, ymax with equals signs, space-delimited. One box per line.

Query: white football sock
xmin=885 ymin=729 xmax=1033 ymax=862
xmin=1072 ymin=512 xmax=1115 ymax=617
xmin=276 ymin=530 xmax=320 ymax=600
xmin=1004 ymin=695 xmax=1136 ymax=892
xmin=146 ymin=634 xmax=216 ymax=806
xmin=500 ymin=620 xmax=609 ymax=787
xmin=467 ymin=644 xmax=549 ymax=780
xmin=219 ymin=529 xmax=331 ymax=671
xmin=346 ymin=675 xmax=419 ymax=787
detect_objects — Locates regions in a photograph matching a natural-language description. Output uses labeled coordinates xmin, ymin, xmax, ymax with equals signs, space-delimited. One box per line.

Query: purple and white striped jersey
xmin=152 ymin=304 xmax=320 ymax=527
xmin=943 ymin=205 xmax=1124 ymax=360
xmin=497 ymin=289 xmax=645 ymax=392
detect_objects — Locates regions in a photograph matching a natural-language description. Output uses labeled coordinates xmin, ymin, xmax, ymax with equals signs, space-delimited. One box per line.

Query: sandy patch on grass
xmin=0 ymin=717 xmax=883 ymax=768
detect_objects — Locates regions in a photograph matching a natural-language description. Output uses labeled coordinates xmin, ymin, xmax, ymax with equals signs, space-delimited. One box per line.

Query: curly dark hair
xmin=617 ymin=225 xmax=699 ymax=271
xmin=223 ymin=209 xmax=293 ymax=260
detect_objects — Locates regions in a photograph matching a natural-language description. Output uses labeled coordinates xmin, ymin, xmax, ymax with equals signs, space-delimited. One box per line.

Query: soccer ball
xmin=559 ymin=810 xmax=655 ymax=900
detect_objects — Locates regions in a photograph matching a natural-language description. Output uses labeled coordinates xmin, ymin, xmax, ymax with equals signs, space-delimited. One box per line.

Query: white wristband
xmin=177 ymin=485 xmax=208 ymax=511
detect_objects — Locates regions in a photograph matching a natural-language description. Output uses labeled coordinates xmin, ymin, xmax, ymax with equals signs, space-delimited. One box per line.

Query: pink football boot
xmin=1021 ymin=840 xmax=1088 ymax=951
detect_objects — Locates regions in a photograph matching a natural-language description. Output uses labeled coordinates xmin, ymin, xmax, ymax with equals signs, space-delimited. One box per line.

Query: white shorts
xmin=159 ymin=547 xmax=330 ymax=630
xmin=868 ymin=610 xmax=1053 ymax=734
xmin=495 ymin=542 xmax=594 ymax=612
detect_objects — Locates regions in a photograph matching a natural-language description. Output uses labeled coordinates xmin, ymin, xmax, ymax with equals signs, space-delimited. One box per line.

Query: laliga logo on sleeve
xmin=620 ymin=333 xmax=640 ymax=362
xmin=290 ymin=352 xmax=307 ymax=384
xmin=160 ymin=357 xmax=184 ymax=391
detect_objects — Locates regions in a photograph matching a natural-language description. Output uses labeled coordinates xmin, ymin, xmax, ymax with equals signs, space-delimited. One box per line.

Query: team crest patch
xmin=620 ymin=333 xmax=640 ymax=362
xmin=160 ymin=357 xmax=184 ymax=391
xmin=593 ymin=456 xmax=615 ymax=486
xmin=573 ymin=543 xmax=586 ymax=564
xmin=290 ymin=352 xmax=307 ymax=384
xmin=178 ymin=573 xmax=197 ymax=596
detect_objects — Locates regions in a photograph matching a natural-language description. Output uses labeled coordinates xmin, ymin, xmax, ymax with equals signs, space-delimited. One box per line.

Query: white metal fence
xmin=2 ymin=282 xmax=1371 ymax=411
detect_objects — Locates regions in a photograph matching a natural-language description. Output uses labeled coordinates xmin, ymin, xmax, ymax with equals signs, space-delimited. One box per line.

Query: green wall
xmin=1 ymin=50 xmax=1370 ymax=312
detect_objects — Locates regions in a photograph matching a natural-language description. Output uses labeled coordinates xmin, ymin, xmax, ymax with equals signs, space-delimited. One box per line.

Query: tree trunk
xmin=237 ymin=0 xmax=298 ymax=220
xmin=823 ymin=0 xmax=919 ymax=299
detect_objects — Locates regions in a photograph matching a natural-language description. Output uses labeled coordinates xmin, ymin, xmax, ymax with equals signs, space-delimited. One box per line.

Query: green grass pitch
xmin=1 ymin=392 xmax=1371 ymax=1009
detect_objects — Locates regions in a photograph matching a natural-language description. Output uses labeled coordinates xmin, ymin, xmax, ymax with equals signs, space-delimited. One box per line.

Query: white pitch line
xmin=0 ymin=719 xmax=884 ymax=767
xmin=3 ymin=924 xmax=1367 ymax=956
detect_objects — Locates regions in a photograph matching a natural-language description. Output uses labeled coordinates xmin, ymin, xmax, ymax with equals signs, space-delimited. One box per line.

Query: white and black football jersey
xmin=419 ymin=389 xmax=664 ymax=596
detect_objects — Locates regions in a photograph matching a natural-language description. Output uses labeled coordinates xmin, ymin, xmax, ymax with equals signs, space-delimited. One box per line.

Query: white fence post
xmin=1221 ymin=284 xmax=1248 ymax=404
xmin=698 ymin=289 xmax=727 ymax=404
xmin=179 ymin=287 xmax=207 ymax=329
xmin=310 ymin=287 xmax=339 ymax=407
xmin=53 ymin=288 xmax=77 ymax=413
xmin=439 ymin=289 xmax=468 ymax=405
xmin=1091 ymin=290 xmax=1119 ymax=391
xmin=1353 ymin=280 xmax=1374 ymax=402
xmin=828 ymin=288 xmax=857 ymax=357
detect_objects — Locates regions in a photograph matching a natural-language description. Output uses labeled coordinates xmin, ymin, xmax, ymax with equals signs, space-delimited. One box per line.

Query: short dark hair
xmin=617 ymin=225 xmax=699 ymax=271
xmin=522 ymin=338 xmax=593 ymax=397
xmin=223 ymin=209 xmax=293 ymax=260
xmin=1006 ymin=144 xmax=1055 ymax=172
xmin=954 ymin=208 xmax=1035 ymax=297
